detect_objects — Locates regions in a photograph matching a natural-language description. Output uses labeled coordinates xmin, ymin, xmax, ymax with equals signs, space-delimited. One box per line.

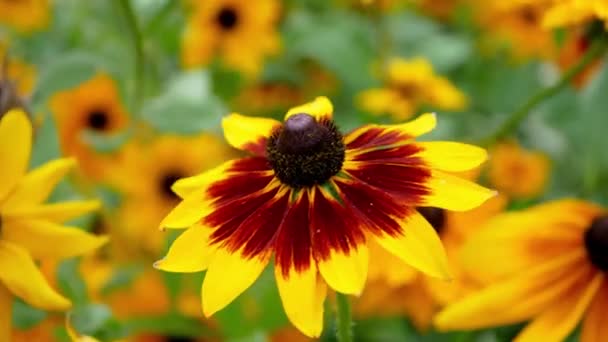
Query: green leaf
xmin=56 ymin=258 xmax=89 ymax=307
xmin=12 ymin=299 xmax=48 ymax=330
xmin=70 ymin=304 xmax=112 ymax=335
xmin=124 ymin=312 xmax=212 ymax=337
xmin=81 ymin=127 xmax=133 ymax=154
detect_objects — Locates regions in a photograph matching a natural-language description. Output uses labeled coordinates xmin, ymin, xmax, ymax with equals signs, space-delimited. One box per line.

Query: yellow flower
xmin=0 ymin=45 xmax=36 ymax=117
xmin=435 ymin=199 xmax=608 ymax=342
xmin=0 ymin=109 xmax=106 ymax=340
xmin=50 ymin=73 xmax=130 ymax=180
xmin=357 ymin=57 xmax=467 ymax=121
xmin=488 ymin=141 xmax=550 ymax=199
xmin=155 ymin=96 xmax=494 ymax=337
xmin=558 ymin=30 xmax=605 ymax=87
xmin=415 ymin=0 xmax=463 ymax=20
xmin=181 ymin=0 xmax=281 ymax=77
xmin=108 ymin=134 xmax=235 ymax=256
xmin=0 ymin=0 xmax=49 ymax=33
xmin=357 ymin=195 xmax=508 ymax=329
xmin=543 ymin=0 xmax=608 ymax=29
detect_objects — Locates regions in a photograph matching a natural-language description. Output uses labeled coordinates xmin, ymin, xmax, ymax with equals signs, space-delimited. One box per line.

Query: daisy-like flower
xmin=435 ymin=199 xmax=608 ymax=342
xmin=49 ymin=73 xmax=130 ymax=180
xmin=543 ymin=0 xmax=608 ymax=29
xmin=0 ymin=0 xmax=49 ymax=33
xmin=0 ymin=109 xmax=107 ymax=340
xmin=155 ymin=96 xmax=494 ymax=337
xmin=357 ymin=57 xmax=467 ymax=121
xmin=181 ymin=0 xmax=281 ymax=77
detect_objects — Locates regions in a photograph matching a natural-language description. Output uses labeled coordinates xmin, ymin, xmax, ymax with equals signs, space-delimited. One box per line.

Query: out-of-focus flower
xmin=543 ymin=0 xmax=608 ymax=29
xmin=414 ymin=0 xmax=463 ymax=19
xmin=435 ymin=199 xmax=608 ymax=342
xmin=181 ymin=0 xmax=281 ymax=77
xmin=0 ymin=0 xmax=49 ymax=33
xmin=0 ymin=46 xmax=36 ymax=118
xmin=488 ymin=141 xmax=550 ymax=199
xmin=50 ymin=73 xmax=130 ymax=180
xmin=357 ymin=57 xmax=467 ymax=121
xmin=473 ymin=0 xmax=557 ymax=59
xmin=0 ymin=109 xmax=106 ymax=340
xmin=155 ymin=96 xmax=494 ymax=337
xmin=557 ymin=27 xmax=605 ymax=87
xmin=12 ymin=317 xmax=61 ymax=342
xmin=108 ymin=134 xmax=235 ymax=257
xmin=357 ymin=195 xmax=507 ymax=329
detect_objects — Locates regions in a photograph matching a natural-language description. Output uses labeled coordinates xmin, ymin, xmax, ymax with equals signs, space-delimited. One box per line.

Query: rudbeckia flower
xmin=357 ymin=195 xmax=507 ymax=329
xmin=155 ymin=96 xmax=494 ymax=337
xmin=181 ymin=0 xmax=281 ymax=77
xmin=543 ymin=0 xmax=608 ymax=29
xmin=0 ymin=0 xmax=49 ymax=33
xmin=50 ymin=73 xmax=130 ymax=180
xmin=435 ymin=199 xmax=608 ymax=342
xmin=357 ymin=57 xmax=467 ymax=121
xmin=0 ymin=109 xmax=106 ymax=340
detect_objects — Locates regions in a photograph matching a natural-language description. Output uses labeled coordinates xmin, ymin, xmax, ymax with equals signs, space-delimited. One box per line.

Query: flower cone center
xmin=159 ymin=171 xmax=184 ymax=200
xmin=87 ymin=110 xmax=109 ymax=131
xmin=417 ymin=207 xmax=446 ymax=234
xmin=584 ymin=215 xmax=608 ymax=271
xmin=216 ymin=7 xmax=238 ymax=30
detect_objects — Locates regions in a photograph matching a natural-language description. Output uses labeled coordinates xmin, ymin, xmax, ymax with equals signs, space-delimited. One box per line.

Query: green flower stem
xmin=482 ymin=37 xmax=608 ymax=146
xmin=117 ymin=0 xmax=144 ymax=115
xmin=336 ymin=292 xmax=353 ymax=342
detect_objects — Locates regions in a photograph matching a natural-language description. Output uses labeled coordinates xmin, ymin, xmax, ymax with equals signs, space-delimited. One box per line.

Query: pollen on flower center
xmin=584 ymin=215 xmax=608 ymax=271
xmin=417 ymin=207 xmax=446 ymax=234
xmin=216 ymin=7 xmax=238 ymax=30
xmin=87 ymin=110 xmax=109 ymax=131
xmin=266 ymin=113 xmax=345 ymax=188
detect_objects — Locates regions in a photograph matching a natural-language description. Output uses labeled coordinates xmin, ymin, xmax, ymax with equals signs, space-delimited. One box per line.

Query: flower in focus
xmin=488 ymin=141 xmax=550 ymax=199
xmin=181 ymin=0 xmax=281 ymax=77
xmin=0 ymin=109 xmax=106 ymax=340
xmin=357 ymin=57 xmax=467 ymax=121
xmin=0 ymin=0 xmax=49 ymax=33
xmin=108 ymin=134 xmax=236 ymax=256
xmin=50 ymin=73 xmax=130 ymax=180
xmin=543 ymin=0 xmax=608 ymax=29
xmin=155 ymin=96 xmax=494 ymax=337
xmin=357 ymin=195 xmax=507 ymax=329
xmin=435 ymin=199 xmax=608 ymax=342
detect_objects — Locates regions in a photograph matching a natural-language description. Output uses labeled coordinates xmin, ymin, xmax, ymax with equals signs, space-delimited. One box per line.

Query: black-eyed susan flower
xmin=543 ymin=0 xmax=608 ymax=29
xmin=488 ymin=141 xmax=550 ymax=199
xmin=357 ymin=195 xmax=507 ymax=329
xmin=0 ymin=109 xmax=106 ymax=340
xmin=50 ymin=73 xmax=130 ymax=180
xmin=357 ymin=57 xmax=467 ymax=121
xmin=181 ymin=0 xmax=281 ymax=77
xmin=155 ymin=96 xmax=494 ymax=337
xmin=435 ymin=199 xmax=608 ymax=342
xmin=0 ymin=0 xmax=49 ymax=33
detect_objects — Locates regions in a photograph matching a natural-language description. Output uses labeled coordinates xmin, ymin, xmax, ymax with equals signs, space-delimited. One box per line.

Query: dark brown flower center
xmin=519 ymin=6 xmax=539 ymax=25
xmin=417 ymin=207 xmax=446 ymax=234
xmin=165 ymin=336 xmax=196 ymax=342
xmin=87 ymin=109 xmax=109 ymax=131
xmin=216 ymin=7 xmax=239 ymax=30
xmin=267 ymin=113 xmax=345 ymax=188
xmin=584 ymin=216 xmax=608 ymax=271
xmin=159 ymin=171 xmax=184 ymax=200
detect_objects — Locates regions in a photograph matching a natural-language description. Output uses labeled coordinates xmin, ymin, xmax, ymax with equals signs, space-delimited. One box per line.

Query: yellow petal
xmin=0 ymin=285 xmax=11 ymax=342
xmin=202 ymin=249 xmax=269 ymax=316
xmin=3 ymin=158 xmax=76 ymax=211
xmin=0 ymin=241 xmax=71 ymax=310
xmin=0 ymin=109 xmax=32 ymax=202
xmin=285 ymin=96 xmax=333 ymax=121
xmin=154 ymin=223 xmax=216 ymax=273
xmin=275 ymin=263 xmax=327 ymax=338
xmin=581 ymin=280 xmax=608 ymax=342
xmin=434 ymin=251 xmax=589 ymax=331
xmin=374 ymin=211 xmax=451 ymax=280
xmin=3 ymin=200 xmax=100 ymax=223
xmin=415 ymin=142 xmax=487 ymax=172
xmin=515 ymin=273 xmax=603 ymax=342
xmin=159 ymin=189 xmax=212 ymax=229
xmin=422 ymin=170 xmax=496 ymax=211
xmin=380 ymin=112 xmax=436 ymax=137
xmin=221 ymin=114 xmax=280 ymax=154
xmin=317 ymin=244 xmax=368 ymax=295
xmin=2 ymin=219 xmax=108 ymax=259
xmin=172 ymin=160 xmax=234 ymax=198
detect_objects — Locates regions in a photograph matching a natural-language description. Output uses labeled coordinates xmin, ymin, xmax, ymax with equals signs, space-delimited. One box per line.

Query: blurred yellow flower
xmin=50 ymin=73 xmax=130 ymax=180
xmin=436 ymin=199 xmax=608 ymax=342
xmin=357 ymin=196 xmax=507 ymax=329
xmin=488 ymin=141 xmax=550 ymax=199
xmin=357 ymin=57 xmax=467 ymax=121
xmin=0 ymin=109 xmax=106 ymax=341
xmin=181 ymin=0 xmax=281 ymax=77
xmin=108 ymin=134 xmax=236 ymax=257
xmin=543 ymin=0 xmax=608 ymax=28
xmin=0 ymin=0 xmax=49 ymax=33
xmin=0 ymin=46 xmax=36 ymax=117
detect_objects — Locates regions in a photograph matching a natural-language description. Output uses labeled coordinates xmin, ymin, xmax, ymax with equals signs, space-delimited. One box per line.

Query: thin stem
xmin=482 ymin=38 xmax=608 ymax=146
xmin=118 ymin=0 xmax=145 ymax=115
xmin=335 ymin=292 xmax=353 ymax=342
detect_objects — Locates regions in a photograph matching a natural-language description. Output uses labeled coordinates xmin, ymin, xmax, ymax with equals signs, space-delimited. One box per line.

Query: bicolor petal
xmin=0 ymin=109 xmax=32 ymax=203
xmin=159 ymin=189 xmax=213 ymax=229
xmin=222 ymin=113 xmax=280 ymax=155
xmin=285 ymin=96 xmax=333 ymax=121
xmin=415 ymin=142 xmax=487 ymax=172
xmin=581 ymin=280 xmax=608 ymax=342
xmin=0 ymin=241 xmax=71 ymax=310
xmin=422 ymin=170 xmax=496 ymax=211
xmin=154 ymin=223 xmax=216 ymax=273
